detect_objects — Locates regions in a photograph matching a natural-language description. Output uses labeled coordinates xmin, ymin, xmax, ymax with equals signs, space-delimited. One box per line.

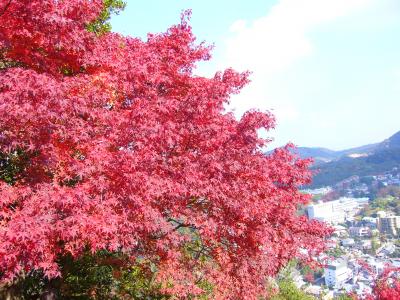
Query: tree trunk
xmin=40 ymin=288 xmax=58 ymax=300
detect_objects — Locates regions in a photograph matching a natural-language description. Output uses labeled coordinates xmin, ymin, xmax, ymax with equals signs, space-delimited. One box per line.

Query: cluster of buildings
xmin=290 ymin=236 xmax=400 ymax=299
xmin=295 ymin=194 xmax=400 ymax=298
xmin=333 ymin=168 xmax=400 ymax=198
xmin=306 ymin=197 xmax=400 ymax=238
xmin=306 ymin=197 xmax=369 ymax=224
xmin=374 ymin=172 xmax=400 ymax=187
xmin=317 ymin=245 xmax=400 ymax=298
xmin=293 ymin=168 xmax=400 ymax=298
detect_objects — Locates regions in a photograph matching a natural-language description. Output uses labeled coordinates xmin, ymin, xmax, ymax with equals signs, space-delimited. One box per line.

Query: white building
xmin=333 ymin=225 xmax=348 ymax=237
xmin=307 ymin=197 xmax=368 ymax=224
xmin=324 ymin=259 xmax=352 ymax=289
xmin=359 ymin=240 xmax=372 ymax=250
xmin=366 ymin=258 xmax=385 ymax=275
xmin=377 ymin=243 xmax=396 ymax=256
xmin=303 ymin=187 xmax=333 ymax=195
xmin=349 ymin=226 xmax=371 ymax=237
xmin=307 ymin=201 xmax=345 ymax=224
xmin=342 ymin=238 xmax=355 ymax=247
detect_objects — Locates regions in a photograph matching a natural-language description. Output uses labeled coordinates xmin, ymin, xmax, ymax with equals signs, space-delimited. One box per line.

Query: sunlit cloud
xmin=221 ymin=0 xmax=374 ymax=120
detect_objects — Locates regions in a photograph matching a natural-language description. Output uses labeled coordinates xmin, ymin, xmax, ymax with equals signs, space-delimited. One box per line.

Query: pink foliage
xmin=364 ymin=269 xmax=400 ymax=300
xmin=0 ymin=1 xmax=331 ymax=298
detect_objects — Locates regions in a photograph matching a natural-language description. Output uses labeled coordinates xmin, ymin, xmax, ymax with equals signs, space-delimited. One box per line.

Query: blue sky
xmin=111 ymin=0 xmax=400 ymax=150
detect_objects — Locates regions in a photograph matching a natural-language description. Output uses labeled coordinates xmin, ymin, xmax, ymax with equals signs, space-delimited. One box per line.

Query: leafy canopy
xmin=0 ymin=0 xmax=331 ymax=298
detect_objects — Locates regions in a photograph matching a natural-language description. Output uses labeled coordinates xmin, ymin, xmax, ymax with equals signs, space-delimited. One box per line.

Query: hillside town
xmin=295 ymin=177 xmax=400 ymax=299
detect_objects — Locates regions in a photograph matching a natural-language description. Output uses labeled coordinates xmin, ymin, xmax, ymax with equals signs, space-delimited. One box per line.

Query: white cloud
xmin=229 ymin=19 xmax=247 ymax=33
xmin=394 ymin=69 xmax=400 ymax=91
xmin=221 ymin=0 xmax=374 ymax=120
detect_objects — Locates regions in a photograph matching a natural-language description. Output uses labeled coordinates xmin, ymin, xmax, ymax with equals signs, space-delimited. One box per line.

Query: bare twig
xmin=150 ymin=218 xmax=197 ymax=240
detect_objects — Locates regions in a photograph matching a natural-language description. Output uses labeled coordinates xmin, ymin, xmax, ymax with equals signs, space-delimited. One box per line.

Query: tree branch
xmin=150 ymin=218 xmax=197 ymax=240
xmin=0 ymin=0 xmax=12 ymax=17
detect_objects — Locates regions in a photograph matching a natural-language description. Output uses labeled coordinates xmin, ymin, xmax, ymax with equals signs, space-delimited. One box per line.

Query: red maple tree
xmin=0 ymin=1 xmax=331 ymax=298
xmin=368 ymin=281 xmax=400 ymax=300
xmin=363 ymin=269 xmax=400 ymax=300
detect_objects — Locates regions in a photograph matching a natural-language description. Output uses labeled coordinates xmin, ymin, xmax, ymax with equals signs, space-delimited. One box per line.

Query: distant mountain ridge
xmin=293 ymin=147 xmax=341 ymax=164
xmin=290 ymin=131 xmax=400 ymax=187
